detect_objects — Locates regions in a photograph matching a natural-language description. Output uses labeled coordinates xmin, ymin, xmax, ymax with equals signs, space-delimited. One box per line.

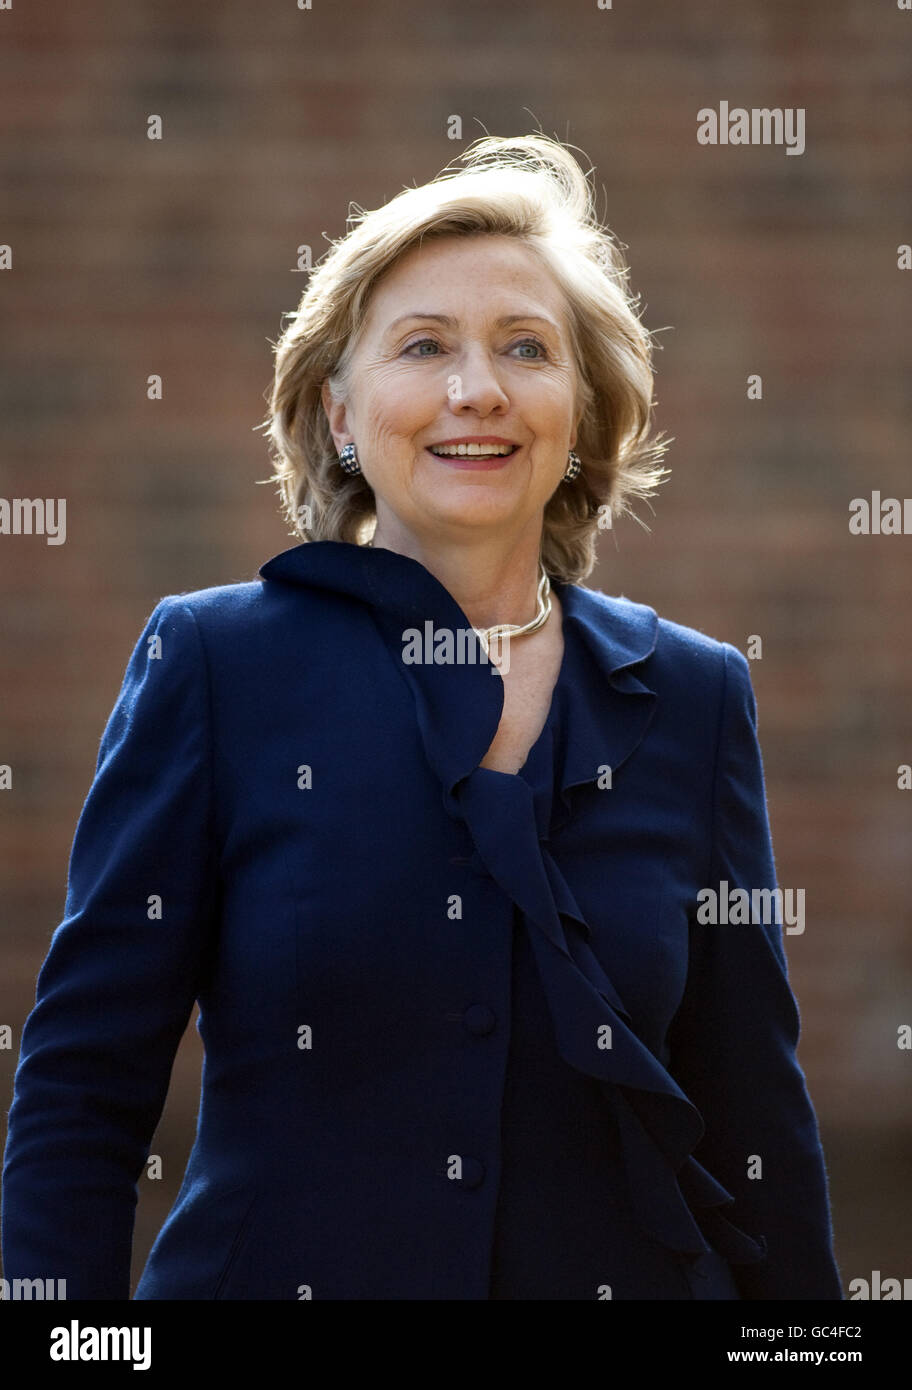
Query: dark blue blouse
xmin=485 ymin=619 xmax=733 ymax=1299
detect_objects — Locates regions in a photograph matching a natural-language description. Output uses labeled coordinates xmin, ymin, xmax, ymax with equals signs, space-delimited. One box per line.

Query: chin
xmin=424 ymin=485 xmax=531 ymax=525
xmin=427 ymin=504 xmax=523 ymax=535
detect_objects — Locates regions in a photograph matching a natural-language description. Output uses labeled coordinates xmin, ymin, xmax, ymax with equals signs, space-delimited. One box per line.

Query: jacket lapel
xmin=259 ymin=540 xmax=504 ymax=793
xmin=549 ymin=578 xmax=658 ymax=818
xmin=258 ymin=542 xmax=660 ymax=801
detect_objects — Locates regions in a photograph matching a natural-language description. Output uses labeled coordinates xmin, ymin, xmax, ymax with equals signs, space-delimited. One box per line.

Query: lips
xmin=429 ymin=441 xmax=516 ymax=453
xmin=426 ymin=438 xmax=521 ymax=472
xmin=426 ymin=444 xmax=518 ymax=470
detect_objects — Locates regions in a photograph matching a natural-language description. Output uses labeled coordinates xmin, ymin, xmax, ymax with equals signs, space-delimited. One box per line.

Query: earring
xmin=338 ymin=442 xmax=361 ymax=475
xmin=563 ymin=449 xmax=581 ymax=481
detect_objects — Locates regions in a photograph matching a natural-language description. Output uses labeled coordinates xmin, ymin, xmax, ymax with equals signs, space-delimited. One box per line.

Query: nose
xmin=447 ymin=345 xmax=510 ymax=416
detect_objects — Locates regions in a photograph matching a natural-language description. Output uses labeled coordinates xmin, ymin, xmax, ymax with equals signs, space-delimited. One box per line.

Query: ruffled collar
xmin=259 ymin=539 xmax=659 ymax=804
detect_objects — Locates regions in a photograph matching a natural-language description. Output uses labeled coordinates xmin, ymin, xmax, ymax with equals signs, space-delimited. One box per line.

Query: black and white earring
xmin=563 ymin=450 xmax=581 ymax=481
xmin=338 ymin=442 xmax=361 ymax=475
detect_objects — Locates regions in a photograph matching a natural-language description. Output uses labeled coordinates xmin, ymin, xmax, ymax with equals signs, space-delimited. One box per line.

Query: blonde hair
xmin=260 ymin=133 xmax=671 ymax=583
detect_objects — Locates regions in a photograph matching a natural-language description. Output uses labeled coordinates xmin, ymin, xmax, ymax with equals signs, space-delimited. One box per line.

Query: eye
xmin=512 ymin=337 xmax=548 ymax=360
xmin=403 ymin=337 xmax=443 ymax=357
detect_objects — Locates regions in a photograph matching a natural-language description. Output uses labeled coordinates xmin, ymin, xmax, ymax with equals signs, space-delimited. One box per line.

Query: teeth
xmin=430 ymin=443 xmax=515 ymax=456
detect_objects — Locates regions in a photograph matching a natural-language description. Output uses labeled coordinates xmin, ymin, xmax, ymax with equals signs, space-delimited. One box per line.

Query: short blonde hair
xmin=261 ymin=133 xmax=670 ymax=584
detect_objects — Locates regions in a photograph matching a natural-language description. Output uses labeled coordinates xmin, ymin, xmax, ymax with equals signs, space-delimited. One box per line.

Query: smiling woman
xmin=1 ymin=134 xmax=842 ymax=1301
xmin=321 ymin=236 xmax=584 ymax=555
xmin=264 ymin=134 xmax=671 ymax=586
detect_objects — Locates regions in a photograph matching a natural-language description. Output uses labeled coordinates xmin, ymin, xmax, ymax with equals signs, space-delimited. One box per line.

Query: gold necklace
xmin=366 ymin=540 xmax=551 ymax=656
xmin=473 ymin=562 xmax=551 ymax=658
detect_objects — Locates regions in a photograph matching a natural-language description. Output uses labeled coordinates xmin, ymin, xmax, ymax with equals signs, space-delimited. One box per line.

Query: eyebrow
xmin=383 ymin=312 xmax=562 ymax=335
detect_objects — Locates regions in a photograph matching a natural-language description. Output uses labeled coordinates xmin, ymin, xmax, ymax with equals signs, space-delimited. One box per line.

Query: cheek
xmin=521 ymin=378 xmax=577 ymax=435
xmin=361 ymin=370 xmax=437 ymax=440
xmin=357 ymin=388 xmax=434 ymax=491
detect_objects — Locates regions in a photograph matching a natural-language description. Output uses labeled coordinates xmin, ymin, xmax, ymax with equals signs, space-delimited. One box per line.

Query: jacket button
xmin=458 ymin=1157 xmax=486 ymax=1190
xmin=463 ymin=1004 xmax=496 ymax=1036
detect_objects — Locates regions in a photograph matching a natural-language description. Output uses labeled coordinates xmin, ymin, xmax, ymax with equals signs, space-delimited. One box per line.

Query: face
xmin=321 ymin=235 xmax=583 ymax=548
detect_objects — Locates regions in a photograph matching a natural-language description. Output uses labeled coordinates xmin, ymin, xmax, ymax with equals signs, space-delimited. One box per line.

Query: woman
xmin=1 ymin=134 xmax=842 ymax=1300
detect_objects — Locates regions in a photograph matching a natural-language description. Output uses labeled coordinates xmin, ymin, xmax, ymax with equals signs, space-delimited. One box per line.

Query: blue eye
xmin=402 ymin=335 xmax=547 ymax=359
xmin=404 ymin=338 xmax=442 ymax=356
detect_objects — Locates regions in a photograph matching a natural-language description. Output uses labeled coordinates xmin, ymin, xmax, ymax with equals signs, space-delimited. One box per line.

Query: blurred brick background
xmin=1 ymin=0 xmax=910 ymax=1296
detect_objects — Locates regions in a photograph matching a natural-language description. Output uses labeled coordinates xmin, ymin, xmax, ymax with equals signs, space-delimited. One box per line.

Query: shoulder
xmin=156 ymin=578 xmax=266 ymax=622
xmin=143 ymin=576 xmax=315 ymax=648
xmin=569 ymin=582 xmax=751 ymax=690
xmin=653 ymin=611 xmax=751 ymax=694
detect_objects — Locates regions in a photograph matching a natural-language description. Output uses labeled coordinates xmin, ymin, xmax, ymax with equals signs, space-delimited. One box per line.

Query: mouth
xmin=426 ymin=441 xmax=520 ymax=470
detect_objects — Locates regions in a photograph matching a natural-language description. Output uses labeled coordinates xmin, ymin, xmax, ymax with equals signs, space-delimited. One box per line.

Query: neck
xmin=370 ymin=519 xmax=546 ymax=632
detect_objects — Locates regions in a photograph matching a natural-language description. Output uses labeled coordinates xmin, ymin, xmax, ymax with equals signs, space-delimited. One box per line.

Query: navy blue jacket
xmin=1 ymin=540 xmax=842 ymax=1299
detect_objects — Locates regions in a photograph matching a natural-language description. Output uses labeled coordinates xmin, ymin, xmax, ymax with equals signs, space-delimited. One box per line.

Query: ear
xmin=321 ymin=379 xmax=353 ymax=454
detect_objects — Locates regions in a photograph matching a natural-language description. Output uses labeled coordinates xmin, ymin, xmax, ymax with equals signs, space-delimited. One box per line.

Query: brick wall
xmin=1 ymin=0 xmax=909 ymax=1293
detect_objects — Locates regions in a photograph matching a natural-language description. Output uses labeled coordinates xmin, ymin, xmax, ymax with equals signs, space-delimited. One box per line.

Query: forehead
xmin=363 ymin=234 xmax=571 ymax=330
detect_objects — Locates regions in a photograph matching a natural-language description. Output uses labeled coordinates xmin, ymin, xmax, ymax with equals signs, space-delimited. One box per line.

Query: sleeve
xmin=1 ymin=596 xmax=220 ymax=1299
xmin=666 ymin=642 xmax=843 ymax=1300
